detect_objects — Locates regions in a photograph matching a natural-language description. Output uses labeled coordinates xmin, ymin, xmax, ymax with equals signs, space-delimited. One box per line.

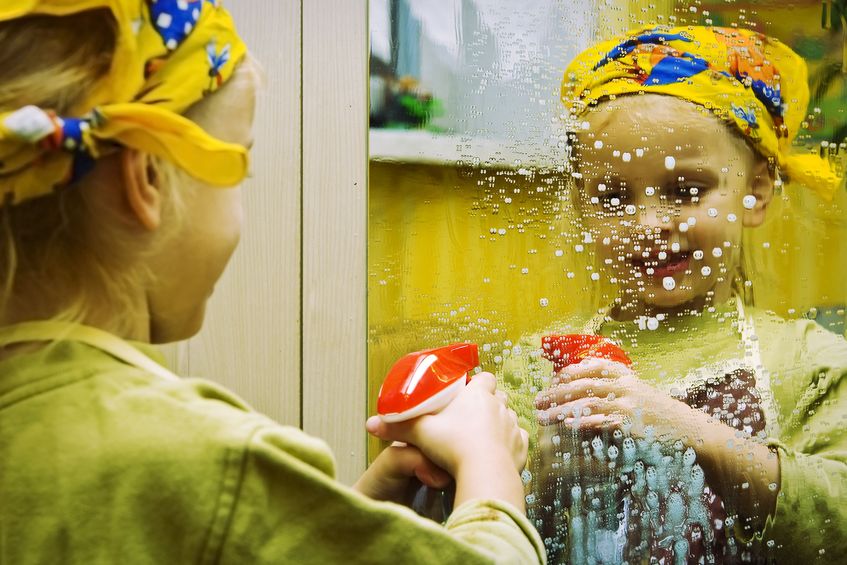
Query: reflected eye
xmin=675 ymin=183 xmax=706 ymax=201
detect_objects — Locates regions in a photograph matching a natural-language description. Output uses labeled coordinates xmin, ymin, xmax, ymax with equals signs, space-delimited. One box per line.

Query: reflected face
xmin=575 ymin=95 xmax=762 ymax=310
xmin=147 ymin=61 xmax=258 ymax=343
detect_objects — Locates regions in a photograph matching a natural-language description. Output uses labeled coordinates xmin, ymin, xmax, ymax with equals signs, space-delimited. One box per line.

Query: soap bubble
xmin=693 ymin=250 xmax=704 ymax=260
xmin=664 ymin=156 xmax=676 ymax=170
xmin=742 ymin=195 xmax=757 ymax=209
xmin=663 ymin=277 xmax=676 ymax=291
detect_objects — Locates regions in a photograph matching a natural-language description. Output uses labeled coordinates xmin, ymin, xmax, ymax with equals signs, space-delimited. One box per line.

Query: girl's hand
xmin=366 ymin=372 xmax=528 ymax=477
xmin=534 ymin=357 xmax=700 ymax=444
xmin=353 ymin=443 xmax=451 ymax=503
xmin=534 ymin=357 xmax=779 ymax=531
xmin=366 ymin=372 xmax=529 ymax=511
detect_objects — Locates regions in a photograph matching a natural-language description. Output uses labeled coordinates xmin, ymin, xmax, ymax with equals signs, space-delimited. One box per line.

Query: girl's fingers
xmin=366 ymin=415 xmax=421 ymax=445
xmin=537 ymin=396 xmax=619 ymax=426
xmin=553 ymin=357 xmax=633 ymax=384
xmin=538 ymin=411 xmax=623 ymax=431
xmin=495 ymin=390 xmax=508 ymax=404
xmin=507 ymin=408 xmax=518 ymax=425
xmin=535 ymin=377 xmax=619 ymax=409
xmin=468 ymin=371 xmax=497 ymax=394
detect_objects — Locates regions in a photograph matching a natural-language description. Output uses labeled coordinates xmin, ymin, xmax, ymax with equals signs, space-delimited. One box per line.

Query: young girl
xmin=503 ymin=26 xmax=845 ymax=564
xmin=0 ymin=2 xmax=544 ymax=563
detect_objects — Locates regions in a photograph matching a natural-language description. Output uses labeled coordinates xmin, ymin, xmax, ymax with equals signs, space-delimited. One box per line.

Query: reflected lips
xmin=634 ymin=252 xmax=690 ymax=278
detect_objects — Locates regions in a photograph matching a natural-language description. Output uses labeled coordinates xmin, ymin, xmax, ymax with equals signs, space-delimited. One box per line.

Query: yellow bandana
xmin=563 ymin=25 xmax=841 ymax=201
xmin=0 ymin=0 xmax=248 ymax=205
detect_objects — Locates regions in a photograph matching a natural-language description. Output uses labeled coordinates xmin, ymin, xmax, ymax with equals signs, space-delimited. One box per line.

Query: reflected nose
xmin=636 ymin=202 xmax=676 ymax=234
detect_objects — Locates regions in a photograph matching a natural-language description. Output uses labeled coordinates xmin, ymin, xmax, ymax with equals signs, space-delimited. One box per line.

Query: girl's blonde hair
xmin=0 ymin=10 xmax=186 ymax=335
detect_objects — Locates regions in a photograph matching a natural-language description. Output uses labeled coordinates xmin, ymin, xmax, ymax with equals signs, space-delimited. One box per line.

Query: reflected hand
xmin=534 ymin=357 xmax=702 ymax=445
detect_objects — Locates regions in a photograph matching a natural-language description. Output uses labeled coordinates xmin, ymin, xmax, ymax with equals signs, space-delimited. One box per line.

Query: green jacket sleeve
xmin=217 ymin=423 xmax=547 ymax=565
xmin=761 ymin=317 xmax=847 ymax=563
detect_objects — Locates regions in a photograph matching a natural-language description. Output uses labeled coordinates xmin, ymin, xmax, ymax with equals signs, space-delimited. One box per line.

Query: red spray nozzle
xmin=377 ymin=343 xmax=479 ymax=423
xmin=541 ymin=334 xmax=631 ymax=373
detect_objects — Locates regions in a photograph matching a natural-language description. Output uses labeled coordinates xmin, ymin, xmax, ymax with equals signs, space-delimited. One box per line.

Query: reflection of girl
xmin=504 ymin=26 xmax=845 ymax=563
xmin=0 ymin=2 xmax=543 ymax=563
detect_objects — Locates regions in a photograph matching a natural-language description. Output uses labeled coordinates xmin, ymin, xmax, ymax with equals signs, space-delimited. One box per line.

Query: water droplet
xmin=664 ymin=156 xmax=676 ymax=170
xmin=663 ymin=277 xmax=676 ymax=290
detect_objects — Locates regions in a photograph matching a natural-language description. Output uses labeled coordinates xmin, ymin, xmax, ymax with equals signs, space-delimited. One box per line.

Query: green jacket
xmin=0 ymin=322 xmax=545 ymax=564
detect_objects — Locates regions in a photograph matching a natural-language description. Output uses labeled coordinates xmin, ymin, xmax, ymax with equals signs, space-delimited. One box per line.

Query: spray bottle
xmin=376 ymin=342 xmax=479 ymax=521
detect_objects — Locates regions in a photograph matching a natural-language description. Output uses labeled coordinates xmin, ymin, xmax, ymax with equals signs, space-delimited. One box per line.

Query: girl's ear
xmin=121 ymin=149 xmax=163 ymax=231
xmin=742 ymin=158 xmax=774 ymax=228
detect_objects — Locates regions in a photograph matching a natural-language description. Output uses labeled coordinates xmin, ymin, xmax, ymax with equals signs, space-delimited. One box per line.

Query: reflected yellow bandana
xmin=0 ymin=0 xmax=248 ymax=205
xmin=563 ymin=25 xmax=841 ymax=200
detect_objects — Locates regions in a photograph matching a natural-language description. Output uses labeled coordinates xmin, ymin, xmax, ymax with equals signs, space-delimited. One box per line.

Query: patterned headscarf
xmin=563 ymin=25 xmax=841 ymax=201
xmin=0 ymin=0 xmax=248 ymax=205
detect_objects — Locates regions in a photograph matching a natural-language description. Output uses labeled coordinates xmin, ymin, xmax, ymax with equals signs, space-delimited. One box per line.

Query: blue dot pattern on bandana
xmin=147 ymin=0 xmax=207 ymax=51
xmin=59 ymin=117 xmax=88 ymax=152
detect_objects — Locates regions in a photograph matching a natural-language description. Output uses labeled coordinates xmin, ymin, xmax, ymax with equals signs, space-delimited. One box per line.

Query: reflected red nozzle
xmin=377 ymin=343 xmax=479 ymax=423
xmin=541 ymin=334 xmax=631 ymax=373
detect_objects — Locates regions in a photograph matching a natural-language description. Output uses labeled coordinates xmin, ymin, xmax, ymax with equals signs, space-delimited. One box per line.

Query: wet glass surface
xmin=369 ymin=1 xmax=847 ymax=562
